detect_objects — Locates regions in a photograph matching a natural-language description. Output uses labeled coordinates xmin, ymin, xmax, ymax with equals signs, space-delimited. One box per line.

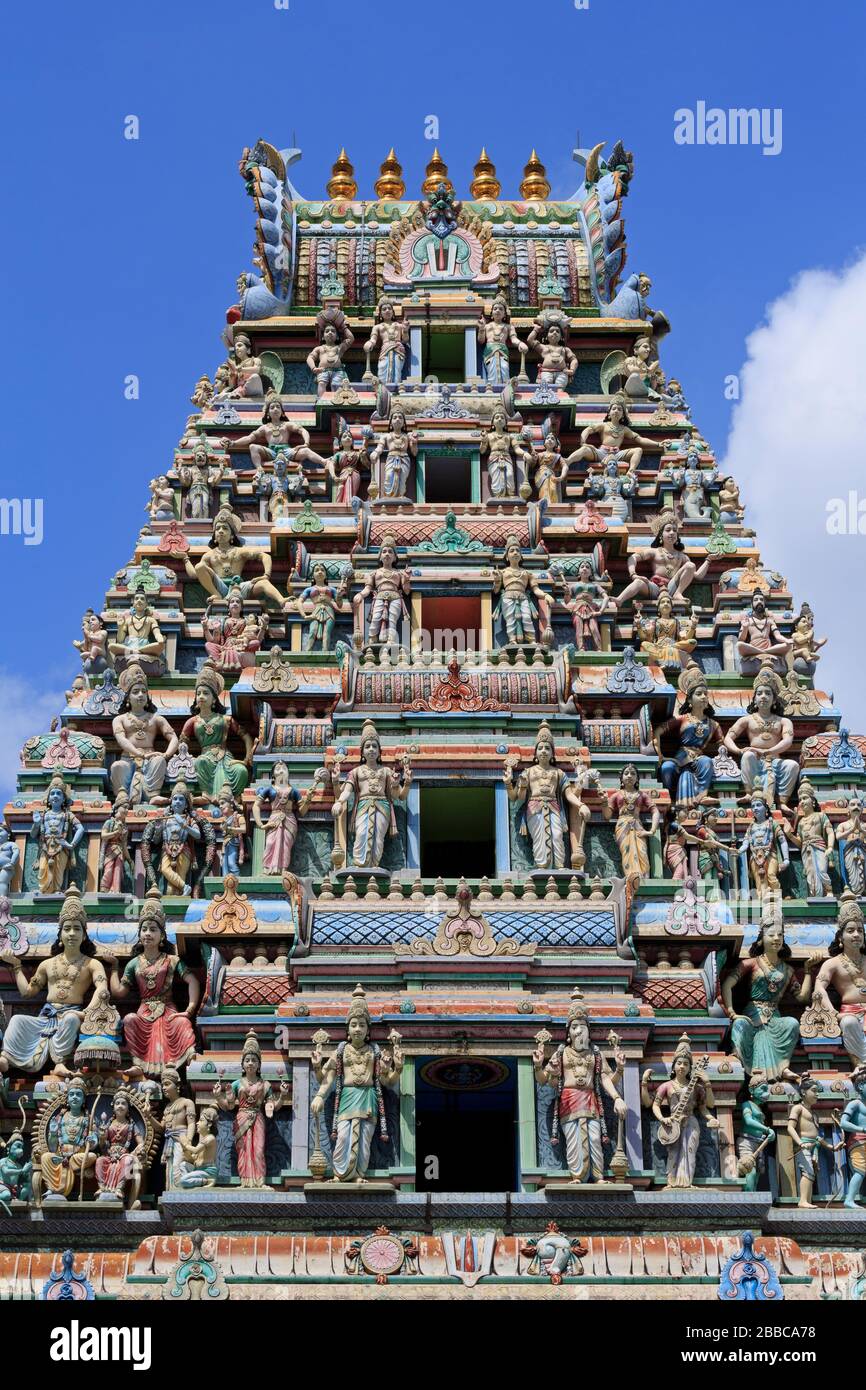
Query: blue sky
xmin=0 ymin=0 xmax=864 ymax=786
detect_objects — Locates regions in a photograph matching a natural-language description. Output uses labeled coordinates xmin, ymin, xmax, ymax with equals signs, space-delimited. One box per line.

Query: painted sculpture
xmin=813 ymin=892 xmax=866 ymax=1067
xmin=213 ymin=1030 xmax=290 ymax=1188
xmin=642 ymin=1033 xmax=717 ymax=1190
xmin=103 ymin=888 xmax=198 ymax=1075
xmin=332 ymin=722 xmax=412 ymax=871
xmin=603 ymin=764 xmax=660 ymax=884
xmin=180 ymin=662 xmax=252 ymax=799
xmin=110 ymin=665 xmax=179 ymax=806
xmin=724 ymin=668 xmax=799 ymax=806
xmin=477 ymin=295 xmax=526 ymax=386
xmin=655 ymin=666 xmax=723 ymax=806
xmin=503 ymin=723 xmax=591 ymax=870
xmin=253 ymin=761 xmax=318 ymax=874
xmin=353 ymin=536 xmax=410 ymax=648
xmin=721 ymin=912 xmax=821 ymax=1080
xmin=364 ymin=297 xmax=409 ymax=386
xmin=29 ymin=776 xmax=85 ymax=895
xmin=493 ymin=537 xmax=550 ymax=646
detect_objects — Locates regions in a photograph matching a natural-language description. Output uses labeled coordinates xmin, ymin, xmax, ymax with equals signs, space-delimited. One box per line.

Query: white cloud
xmin=720 ymin=251 xmax=866 ymax=731
xmin=0 ymin=670 xmax=67 ymax=806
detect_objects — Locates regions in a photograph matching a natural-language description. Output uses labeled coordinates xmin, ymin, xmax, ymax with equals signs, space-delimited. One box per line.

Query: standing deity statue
xmin=215 ymin=787 xmax=246 ymax=876
xmin=353 ymin=536 xmax=410 ymax=648
xmin=533 ymin=995 xmax=627 ymax=1184
xmin=603 ymin=764 xmax=660 ymax=884
xmin=0 ymin=887 xmax=107 ymax=1075
xmin=656 ymin=666 xmax=723 ymax=806
xmin=372 ymin=407 xmax=418 ymax=500
xmin=29 ymin=776 xmax=85 ymax=896
xmin=527 ymin=322 xmax=577 ymax=389
xmin=477 ymin=295 xmax=527 ymax=386
xmin=642 ymin=1033 xmax=717 ymax=1189
xmin=565 ymin=397 xmax=657 ymax=473
xmin=297 ymin=563 xmax=352 ymax=652
xmin=104 ymin=888 xmax=199 ymax=1075
xmin=178 ymin=439 xmax=228 ymax=521
xmin=737 ymin=593 xmax=792 ymax=673
xmin=553 ymin=558 xmax=615 ymax=651
xmin=738 ymin=791 xmax=790 ymax=901
xmin=838 ymin=796 xmax=866 ymax=895
xmin=721 ymin=911 xmax=821 ymax=1080
xmin=185 ymin=507 xmax=286 ymax=610
xmin=99 ymin=791 xmax=133 ymax=893
xmin=814 ymin=892 xmax=866 ymax=1068
xmin=525 ymin=431 xmax=569 ymax=506
xmin=841 ymin=1067 xmax=866 ymax=1209
xmin=152 ymin=1067 xmax=196 ymax=1191
xmin=110 ymin=665 xmax=178 ymax=806
xmin=108 ymin=592 xmax=166 ymax=674
xmin=492 ymin=537 xmax=550 ymax=646
xmin=306 ymin=322 xmax=354 ymax=397
xmin=503 ymin=723 xmax=590 ymax=870
xmin=786 ymin=1076 xmax=841 ymax=1208
xmin=204 ymin=594 xmax=267 ymax=672
xmin=782 ymin=780 xmax=835 ymax=898
xmin=0 ymin=826 xmax=19 ymax=897
xmin=617 ymin=509 xmax=710 ymax=606
xmin=364 ymin=297 xmax=409 ymax=386
xmin=141 ymin=783 xmax=212 ymax=897
xmin=310 ymin=985 xmax=403 ymax=1183
xmin=724 ymin=668 xmax=799 ymax=806
xmin=181 ymin=661 xmax=252 ymax=799
xmin=253 ymin=761 xmax=318 ymax=875
xmin=221 ymin=395 xmax=325 ymax=474
xmin=634 ymin=593 xmax=697 ymax=669
xmin=31 ymin=1075 xmax=97 ymax=1204
xmin=480 ymin=406 xmax=524 ymax=500
xmin=0 ymin=1122 xmax=33 ymax=1208
xmin=737 ymin=1071 xmax=776 ymax=1191
xmin=213 ymin=1029 xmax=290 ymax=1189
xmin=73 ymin=611 xmax=114 ymax=681
xmin=325 ymin=426 xmax=371 ymax=506
xmin=332 ymin=722 xmax=412 ymax=871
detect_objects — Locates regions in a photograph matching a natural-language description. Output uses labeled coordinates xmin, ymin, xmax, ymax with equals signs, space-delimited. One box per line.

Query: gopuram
xmin=2 ymin=138 xmax=866 ymax=1303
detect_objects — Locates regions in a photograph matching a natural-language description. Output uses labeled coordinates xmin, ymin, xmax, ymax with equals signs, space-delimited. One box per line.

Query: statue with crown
xmin=310 ymin=985 xmax=403 ymax=1184
xmin=503 ymin=721 xmax=593 ymax=870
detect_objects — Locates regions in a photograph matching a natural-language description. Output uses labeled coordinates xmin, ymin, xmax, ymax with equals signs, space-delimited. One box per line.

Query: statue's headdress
xmin=347 ymin=983 xmax=372 ymax=1026
xmin=118 ymin=664 xmax=149 ymax=695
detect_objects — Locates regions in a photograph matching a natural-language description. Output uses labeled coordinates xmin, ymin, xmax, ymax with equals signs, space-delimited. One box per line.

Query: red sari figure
xmin=94 ymin=1090 xmax=144 ymax=1208
xmin=104 ymin=888 xmax=199 ymax=1076
xmin=213 ymin=1030 xmax=290 ymax=1188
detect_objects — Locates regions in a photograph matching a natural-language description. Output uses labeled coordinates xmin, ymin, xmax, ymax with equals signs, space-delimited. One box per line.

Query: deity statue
xmin=503 ymin=723 xmax=591 ymax=870
xmin=603 ymin=764 xmax=660 ymax=884
xmin=94 ymin=1089 xmax=146 ymax=1207
xmin=29 ymin=776 xmax=85 ymax=896
xmin=110 ymin=665 xmax=178 ymax=806
xmin=325 ymin=426 xmax=371 ymax=505
xmin=813 ymin=892 xmax=866 ymax=1068
xmin=73 ymin=611 xmax=114 ymax=680
xmin=99 ymin=791 xmax=133 ymax=893
xmin=622 ymin=334 xmax=666 ymax=398
xmin=0 ymin=826 xmax=20 ymax=897
xmin=841 ymin=1066 xmax=866 ymax=1209
xmin=103 ymin=888 xmax=198 ymax=1074
xmin=662 ymin=448 xmax=717 ymax=523
xmin=738 ymin=791 xmax=791 ymax=901
xmin=31 ymin=1075 xmax=97 ymax=1204
xmin=255 ymin=452 xmax=310 ymax=518
xmin=306 ymin=322 xmax=354 ymax=397
xmin=213 ymin=1029 xmax=290 ymax=1188
xmin=219 ymin=333 xmax=266 ymax=399
xmin=533 ymin=995 xmax=627 ymax=1184
xmin=477 ymin=295 xmax=527 ymax=386
xmin=253 ymin=761 xmax=318 ymax=875
xmin=0 ymin=888 xmax=107 ymax=1075
xmin=297 ymin=563 xmax=352 ymax=652
xmin=642 ymin=1033 xmax=717 ymax=1189
xmin=781 ymin=780 xmax=835 ymax=897
xmin=656 ymin=666 xmax=723 ymax=806
xmin=617 ymin=510 xmax=710 ymax=606
xmin=214 ymin=787 xmax=245 ymax=875
xmin=737 ymin=593 xmax=792 ymax=674
xmin=185 ymin=507 xmax=286 ymax=610
xmin=584 ymin=455 xmax=639 ymax=522
xmin=0 ymin=1123 xmax=33 ymax=1209
xmin=141 ymin=782 xmax=213 ymax=897
xmin=221 ymin=395 xmax=325 ymax=475
xmin=565 ymin=397 xmax=658 ymax=473
xmin=527 ymin=321 xmax=577 ymax=389
xmin=353 ymin=536 xmax=410 ymax=648
xmin=493 ymin=536 xmax=550 ymax=646
xmin=203 ymin=595 xmax=267 ymax=672
xmin=480 ymin=405 xmax=524 ymax=500
xmin=838 ymin=796 xmax=866 ymax=895
xmin=148 ymin=475 xmax=175 ymax=523
xmin=153 ymin=1067 xmax=196 ymax=1191
xmin=108 ymin=592 xmax=166 ymax=674
xmin=177 ymin=440 xmax=227 ymax=521
xmin=717 ymin=475 xmax=744 ymax=523
xmin=790 ymin=603 xmax=827 ymax=677
xmin=364 ymin=297 xmax=409 ymax=386
xmin=310 ymin=985 xmax=403 ymax=1183
xmin=372 ymin=407 xmax=418 ymax=500
xmin=634 ymin=593 xmax=697 ymax=670
xmin=691 ymin=806 xmax=732 ymax=895
xmin=181 ymin=662 xmax=252 ymax=799
xmin=786 ymin=1076 xmax=841 ymax=1207
xmin=737 ymin=1071 xmax=775 ymax=1192
xmin=175 ymin=1106 xmax=219 ymax=1189
xmin=332 ymin=722 xmax=412 ymax=870
xmin=552 ymin=557 xmax=615 ymax=651
xmin=721 ymin=910 xmax=821 ymax=1080
xmin=525 ymin=431 xmax=569 ymax=506
xmin=724 ymin=667 xmax=799 ymax=805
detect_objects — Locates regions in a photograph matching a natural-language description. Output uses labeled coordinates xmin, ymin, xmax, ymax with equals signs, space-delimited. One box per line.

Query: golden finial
xmin=421 ymin=148 xmax=452 ymax=197
xmin=374 ymin=148 xmax=405 ymax=200
xmin=519 ymin=149 xmax=550 ymax=201
xmin=326 ymin=148 xmax=357 ymax=200
xmin=470 ymin=147 xmax=500 ymax=200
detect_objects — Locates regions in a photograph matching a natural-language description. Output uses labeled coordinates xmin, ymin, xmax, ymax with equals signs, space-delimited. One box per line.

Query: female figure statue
xmin=181 ymin=662 xmax=252 ymax=799
xmin=642 ymin=1033 xmax=717 ymax=1189
xmin=332 ymin=722 xmax=412 ymax=870
xmin=325 ymin=427 xmax=371 ymax=505
xmin=527 ymin=322 xmax=577 ymax=388
xmin=99 ymin=791 xmax=133 ymax=893
xmin=220 ymin=395 xmax=325 ymax=473
xmin=310 ymin=985 xmax=403 ymax=1183
xmin=656 ymin=667 xmax=723 ymax=806
xmin=617 ymin=509 xmax=710 ymax=606
xmin=813 ymin=892 xmax=866 ymax=1068
xmin=724 ymin=668 xmax=799 ymax=806
xmin=95 ymin=1089 xmax=145 ymax=1208
xmin=203 ymin=595 xmax=267 ymax=672
xmin=32 ymin=1075 xmax=97 ymax=1204
xmin=553 ymin=558 xmax=615 ymax=651
xmin=603 ymin=764 xmax=660 ymax=884
xmin=372 ymin=407 xmax=418 ymax=500
xmin=480 ymin=405 xmax=522 ymax=500
xmin=185 ymin=507 xmax=286 ymax=610
xmin=110 ymin=665 xmax=178 ymax=806
xmin=564 ymin=397 xmax=657 ymax=473
xmin=298 ymin=563 xmax=351 ymax=652
xmin=493 ymin=537 xmax=550 ymax=646
xmin=175 ymin=1107 xmax=219 ymax=1189
xmin=526 ymin=432 xmax=569 ymax=506
xmin=29 ymin=777 xmax=85 ymax=895
xmin=213 ymin=1030 xmax=289 ymax=1188
xmin=253 ymin=761 xmax=317 ymax=875
xmin=354 ymin=537 xmax=410 ymax=648
xmin=477 ymin=295 xmax=527 ymax=386
xmin=634 ymin=593 xmax=697 ymax=669
xmin=782 ymin=780 xmax=835 ymax=897
xmin=503 ymin=723 xmax=587 ymax=870
xmin=73 ymin=612 xmax=113 ymax=680
xmin=532 ymin=997 xmax=627 ymax=1184
xmin=364 ymin=297 xmax=409 ymax=386
xmin=0 ymin=888 xmax=107 ymax=1074
xmin=717 ymin=476 xmax=744 ymax=523
xmin=721 ymin=912 xmax=821 ymax=1080
xmin=838 ymin=796 xmax=866 ymax=895
xmin=103 ymin=889 xmax=198 ymax=1074
xmin=154 ymin=1067 xmax=196 ymax=1191
xmin=108 ymin=592 xmax=166 ymax=674
xmin=679 ymin=452 xmax=717 ymax=522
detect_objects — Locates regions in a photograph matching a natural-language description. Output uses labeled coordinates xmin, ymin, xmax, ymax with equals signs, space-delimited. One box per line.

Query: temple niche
xmin=3 ymin=132 xmax=866 ymax=1306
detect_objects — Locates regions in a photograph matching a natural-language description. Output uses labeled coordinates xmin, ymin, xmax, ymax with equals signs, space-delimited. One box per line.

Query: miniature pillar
xmin=464 ymin=328 xmax=478 ymax=381
xmin=409 ymin=326 xmax=423 ymax=379
xmin=517 ymin=1056 xmax=537 ymax=1189
xmin=495 ymin=781 xmax=512 ymax=875
xmin=405 ymin=782 xmax=421 ymax=871
xmin=291 ymin=1060 xmax=311 ymax=1172
xmin=622 ymin=1060 xmax=644 ymax=1172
